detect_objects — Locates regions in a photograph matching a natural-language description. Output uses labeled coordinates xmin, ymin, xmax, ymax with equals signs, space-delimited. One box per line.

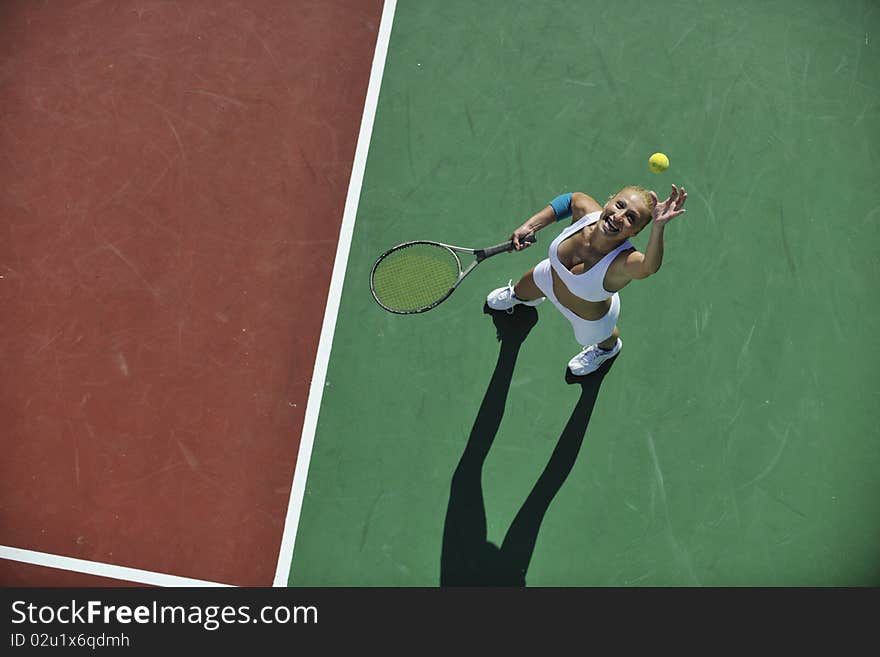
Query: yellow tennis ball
xmin=648 ymin=152 xmax=669 ymax=173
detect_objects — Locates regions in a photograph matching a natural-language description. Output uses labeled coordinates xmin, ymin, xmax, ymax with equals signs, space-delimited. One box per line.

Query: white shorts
xmin=532 ymin=258 xmax=619 ymax=346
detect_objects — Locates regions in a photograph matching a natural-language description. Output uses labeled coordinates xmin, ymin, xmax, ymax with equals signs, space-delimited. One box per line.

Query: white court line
xmin=0 ymin=546 xmax=232 ymax=587
xmin=271 ymin=0 xmax=397 ymax=587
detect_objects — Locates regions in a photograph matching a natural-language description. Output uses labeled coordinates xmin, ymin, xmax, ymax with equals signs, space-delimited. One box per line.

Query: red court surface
xmin=1 ymin=0 xmax=383 ymax=586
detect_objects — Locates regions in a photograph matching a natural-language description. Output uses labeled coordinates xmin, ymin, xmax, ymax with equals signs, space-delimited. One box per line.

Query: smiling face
xmin=598 ymin=187 xmax=654 ymax=240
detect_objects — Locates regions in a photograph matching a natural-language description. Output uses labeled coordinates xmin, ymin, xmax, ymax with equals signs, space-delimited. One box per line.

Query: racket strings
xmin=371 ymin=243 xmax=461 ymax=312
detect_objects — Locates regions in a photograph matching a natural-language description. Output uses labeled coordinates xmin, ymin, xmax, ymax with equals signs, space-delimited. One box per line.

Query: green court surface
xmin=288 ymin=0 xmax=879 ymax=585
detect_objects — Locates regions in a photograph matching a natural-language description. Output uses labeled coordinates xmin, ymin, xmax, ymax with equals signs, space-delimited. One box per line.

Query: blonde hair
xmin=613 ymin=186 xmax=656 ymax=224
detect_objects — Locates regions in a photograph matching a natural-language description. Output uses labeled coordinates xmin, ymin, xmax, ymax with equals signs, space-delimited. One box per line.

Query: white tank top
xmin=548 ymin=211 xmax=634 ymax=302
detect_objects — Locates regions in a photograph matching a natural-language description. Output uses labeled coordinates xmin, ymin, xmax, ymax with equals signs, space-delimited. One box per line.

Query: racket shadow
xmin=440 ymin=304 xmax=617 ymax=586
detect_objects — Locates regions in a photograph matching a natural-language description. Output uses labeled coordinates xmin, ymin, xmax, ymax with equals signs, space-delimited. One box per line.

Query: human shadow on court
xmin=440 ymin=304 xmax=616 ymax=586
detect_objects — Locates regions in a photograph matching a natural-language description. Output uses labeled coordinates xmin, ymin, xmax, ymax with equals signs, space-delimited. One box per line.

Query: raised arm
xmin=620 ymin=184 xmax=688 ymax=279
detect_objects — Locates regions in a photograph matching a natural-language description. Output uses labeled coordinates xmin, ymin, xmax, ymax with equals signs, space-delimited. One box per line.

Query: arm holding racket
xmin=510 ymin=205 xmax=555 ymax=251
xmin=475 ymin=234 xmax=537 ymax=259
xmin=510 ymin=192 xmax=580 ymax=250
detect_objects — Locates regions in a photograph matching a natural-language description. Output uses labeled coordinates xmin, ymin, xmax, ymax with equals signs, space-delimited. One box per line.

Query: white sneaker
xmin=486 ymin=280 xmax=544 ymax=313
xmin=567 ymin=338 xmax=622 ymax=376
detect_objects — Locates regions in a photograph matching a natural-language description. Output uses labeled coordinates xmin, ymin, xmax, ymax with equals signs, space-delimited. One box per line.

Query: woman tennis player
xmin=486 ymin=184 xmax=687 ymax=375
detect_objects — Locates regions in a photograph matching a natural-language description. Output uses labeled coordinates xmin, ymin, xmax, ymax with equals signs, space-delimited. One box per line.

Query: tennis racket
xmin=370 ymin=234 xmax=537 ymax=314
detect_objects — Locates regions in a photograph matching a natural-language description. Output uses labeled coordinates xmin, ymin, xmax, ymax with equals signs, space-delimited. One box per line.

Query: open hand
xmin=649 ymin=184 xmax=687 ymax=226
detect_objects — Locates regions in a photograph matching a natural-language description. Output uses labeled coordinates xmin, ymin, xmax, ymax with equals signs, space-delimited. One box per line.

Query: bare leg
xmin=598 ymin=325 xmax=619 ymax=351
xmin=512 ymin=267 xmax=543 ymax=302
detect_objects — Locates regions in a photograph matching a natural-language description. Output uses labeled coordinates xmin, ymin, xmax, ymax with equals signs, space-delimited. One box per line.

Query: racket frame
xmin=369 ymin=235 xmax=535 ymax=315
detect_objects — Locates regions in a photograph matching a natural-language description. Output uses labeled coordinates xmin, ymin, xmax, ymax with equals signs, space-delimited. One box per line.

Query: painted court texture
xmin=1 ymin=0 xmax=383 ymax=586
xmin=2 ymin=0 xmax=879 ymax=587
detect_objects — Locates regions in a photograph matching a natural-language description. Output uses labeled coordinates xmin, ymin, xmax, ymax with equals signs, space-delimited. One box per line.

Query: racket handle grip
xmin=478 ymin=234 xmax=537 ymax=259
